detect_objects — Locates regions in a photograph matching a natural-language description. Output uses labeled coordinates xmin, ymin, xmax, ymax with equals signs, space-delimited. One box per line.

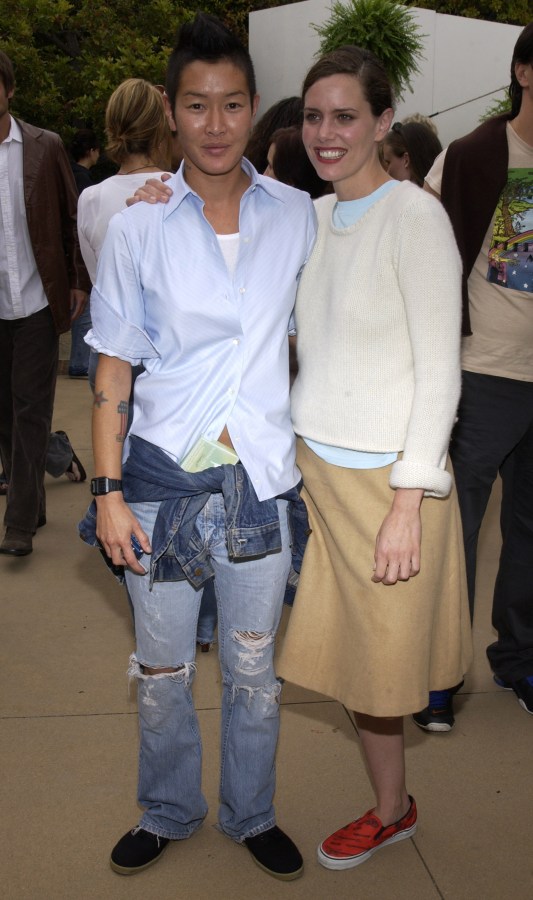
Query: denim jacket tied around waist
xmin=78 ymin=434 xmax=309 ymax=592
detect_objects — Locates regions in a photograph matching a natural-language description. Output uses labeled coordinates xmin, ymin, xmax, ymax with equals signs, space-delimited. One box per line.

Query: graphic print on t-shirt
xmin=487 ymin=167 xmax=533 ymax=293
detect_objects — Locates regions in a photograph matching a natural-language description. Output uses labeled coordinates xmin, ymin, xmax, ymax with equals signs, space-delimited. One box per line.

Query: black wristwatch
xmin=90 ymin=477 xmax=123 ymax=496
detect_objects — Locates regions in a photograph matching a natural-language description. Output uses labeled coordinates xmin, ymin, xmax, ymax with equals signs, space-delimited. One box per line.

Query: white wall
xmin=249 ymin=3 xmax=523 ymax=146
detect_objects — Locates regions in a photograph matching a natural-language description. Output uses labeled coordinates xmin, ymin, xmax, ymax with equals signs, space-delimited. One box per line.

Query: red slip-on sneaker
xmin=318 ymin=796 xmax=417 ymax=870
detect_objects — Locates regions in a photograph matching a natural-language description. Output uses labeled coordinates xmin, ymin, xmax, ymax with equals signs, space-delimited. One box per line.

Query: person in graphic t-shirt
xmin=415 ymin=20 xmax=533 ymax=730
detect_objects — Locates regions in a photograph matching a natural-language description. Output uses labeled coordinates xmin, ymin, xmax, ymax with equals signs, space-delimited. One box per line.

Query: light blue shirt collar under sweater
xmin=304 ymin=180 xmax=399 ymax=469
xmin=333 ymin=180 xmax=397 ymax=228
xmin=86 ymin=158 xmax=317 ymax=501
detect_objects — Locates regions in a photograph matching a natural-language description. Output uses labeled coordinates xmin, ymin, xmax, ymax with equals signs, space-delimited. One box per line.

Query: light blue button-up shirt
xmin=87 ymin=159 xmax=316 ymax=501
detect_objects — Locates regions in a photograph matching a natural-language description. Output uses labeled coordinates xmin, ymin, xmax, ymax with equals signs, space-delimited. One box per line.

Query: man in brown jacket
xmin=0 ymin=50 xmax=91 ymax=556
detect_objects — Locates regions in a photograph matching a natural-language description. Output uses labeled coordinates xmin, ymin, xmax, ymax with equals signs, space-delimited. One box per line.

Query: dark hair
xmin=269 ymin=126 xmax=329 ymax=198
xmin=383 ymin=121 xmax=442 ymax=187
xmin=0 ymin=50 xmax=15 ymax=94
xmin=245 ymin=96 xmax=303 ymax=172
xmin=70 ymin=128 xmax=100 ymax=162
xmin=509 ymin=21 xmax=533 ymax=118
xmin=165 ymin=12 xmax=256 ymax=114
xmin=302 ymin=45 xmax=393 ymax=117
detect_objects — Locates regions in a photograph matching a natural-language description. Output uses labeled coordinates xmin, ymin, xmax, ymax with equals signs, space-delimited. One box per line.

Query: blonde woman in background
xmin=78 ymin=78 xmax=172 ymax=286
xmin=79 ymin=77 xmax=171 ymax=391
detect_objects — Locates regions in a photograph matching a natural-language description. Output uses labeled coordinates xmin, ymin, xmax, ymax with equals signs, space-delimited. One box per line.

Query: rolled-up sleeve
xmin=85 ymin=212 xmax=160 ymax=366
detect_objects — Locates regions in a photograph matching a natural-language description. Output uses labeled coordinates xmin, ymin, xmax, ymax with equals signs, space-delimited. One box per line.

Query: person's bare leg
xmin=354 ymin=713 xmax=410 ymax=825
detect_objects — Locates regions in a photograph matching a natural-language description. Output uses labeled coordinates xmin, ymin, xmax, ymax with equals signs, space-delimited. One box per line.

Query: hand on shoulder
xmin=126 ymin=173 xmax=173 ymax=207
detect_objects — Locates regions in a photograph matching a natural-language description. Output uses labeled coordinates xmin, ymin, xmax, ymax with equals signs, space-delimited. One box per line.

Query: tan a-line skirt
xmin=278 ymin=439 xmax=473 ymax=717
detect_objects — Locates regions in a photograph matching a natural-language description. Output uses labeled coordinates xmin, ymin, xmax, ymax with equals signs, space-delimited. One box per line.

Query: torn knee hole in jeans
xmin=229 ymin=680 xmax=281 ymax=708
xmin=127 ymin=653 xmax=196 ymax=685
xmin=233 ymin=629 xmax=274 ymax=677
xmin=234 ymin=630 xmax=272 ymax=646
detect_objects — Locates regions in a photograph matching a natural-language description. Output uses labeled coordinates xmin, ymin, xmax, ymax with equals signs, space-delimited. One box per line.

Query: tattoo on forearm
xmin=116 ymin=400 xmax=128 ymax=443
xmin=93 ymin=390 xmax=108 ymax=408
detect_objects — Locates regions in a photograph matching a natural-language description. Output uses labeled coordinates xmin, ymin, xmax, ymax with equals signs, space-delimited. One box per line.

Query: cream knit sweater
xmin=291 ymin=181 xmax=462 ymax=498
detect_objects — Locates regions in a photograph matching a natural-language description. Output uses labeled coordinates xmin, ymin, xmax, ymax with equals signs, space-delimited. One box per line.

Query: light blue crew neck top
xmin=304 ymin=180 xmax=400 ymax=469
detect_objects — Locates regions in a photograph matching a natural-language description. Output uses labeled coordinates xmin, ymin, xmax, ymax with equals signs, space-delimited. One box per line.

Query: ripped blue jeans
xmin=125 ymin=493 xmax=291 ymax=842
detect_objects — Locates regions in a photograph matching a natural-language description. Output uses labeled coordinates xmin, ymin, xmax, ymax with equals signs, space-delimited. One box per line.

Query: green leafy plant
xmin=313 ymin=0 xmax=426 ymax=101
xmin=480 ymin=95 xmax=511 ymax=122
xmin=413 ymin=1 xmax=530 ymax=27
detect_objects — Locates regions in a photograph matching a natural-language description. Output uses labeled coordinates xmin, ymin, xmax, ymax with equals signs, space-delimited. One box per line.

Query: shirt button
xmin=194 ymin=567 xmax=202 ymax=577
xmin=232 ymin=338 xmax=240 ymax=345
xmin=228 ymin=388 xmax=234 ymax=396
xmin=239 ymin=287 xmax=246 ymax=294
xmin=243 ymin=237 xmax=250 ymax=244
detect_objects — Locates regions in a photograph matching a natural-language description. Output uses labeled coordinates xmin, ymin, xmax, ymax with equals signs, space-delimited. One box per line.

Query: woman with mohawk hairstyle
xmin=86 ymin=12 xmax=316 ymax=882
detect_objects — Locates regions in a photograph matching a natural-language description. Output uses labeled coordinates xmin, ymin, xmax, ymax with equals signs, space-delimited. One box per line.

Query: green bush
xmin=1 ymin=0 xmax=245 ymax=148
xmin=413 ymin=1 xmax=530 ymax=27
xmin=313 ymin=0 xmax=426 ymax=101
